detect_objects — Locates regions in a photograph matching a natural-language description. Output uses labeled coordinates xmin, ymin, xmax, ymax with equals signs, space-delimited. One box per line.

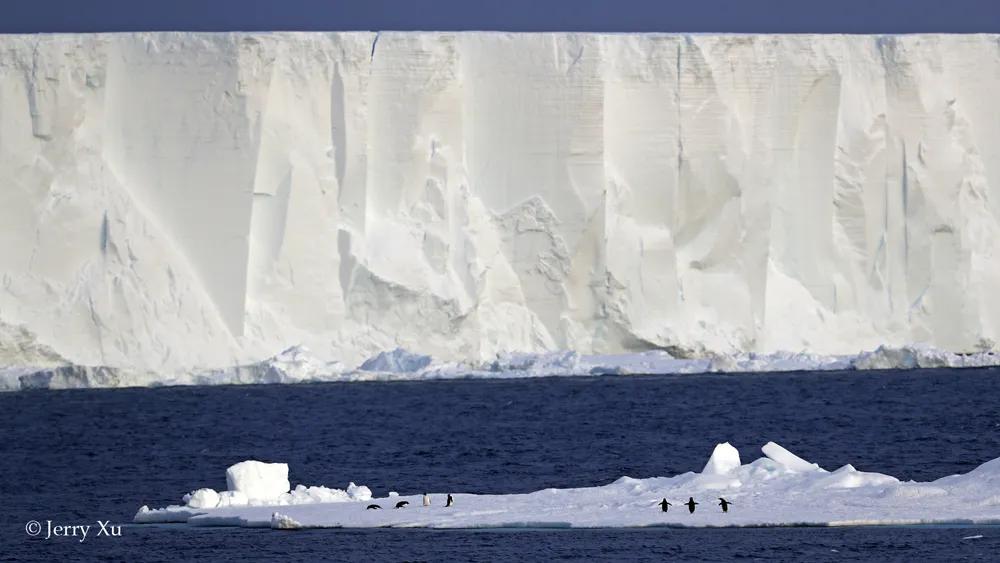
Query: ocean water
xmin=2 ymin=368 xmax=998 ymax=561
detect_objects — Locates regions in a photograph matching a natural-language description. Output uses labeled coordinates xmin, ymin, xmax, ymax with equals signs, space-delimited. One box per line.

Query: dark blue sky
xmin=2 ymin=0 xmax=998 ymax=34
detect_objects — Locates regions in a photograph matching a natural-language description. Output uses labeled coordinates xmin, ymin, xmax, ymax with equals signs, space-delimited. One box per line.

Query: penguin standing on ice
xmin=718 ymin=498 xmax=732 ymax=513
xmin=423 ymin=493 xmax=431 ymax=507
xmin=395 ymin=500 xmax=409 ymax=509
xmin=685 ymin=497 xmax=698 ymax=514
xmin=659 ymin=499 xmax=672 ymax=512
xmin=445 ymin=494 xmax=454 ymax=507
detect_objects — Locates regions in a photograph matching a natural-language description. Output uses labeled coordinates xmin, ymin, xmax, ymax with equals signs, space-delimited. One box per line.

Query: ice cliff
xmin=2 ymin=32 xmax=1000 ymax=376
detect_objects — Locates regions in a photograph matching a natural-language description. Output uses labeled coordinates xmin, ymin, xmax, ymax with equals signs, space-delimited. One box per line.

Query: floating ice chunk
xmin=184 ymin=488 xmax=221 ymax=509
xmin=133 ymin=504 xmax=204 ymax=524
xmin=359 ymin=348 xmax=432 ymax=373
xmin=346 ymin=482 xmax=373 ymax=501
xmin=195 ymin=345 xmax=346 ymax=385
xmin=270 ymin=512 xmax=302 ymax=529
xmin=761 ymin=442 xmax=822 ymax=473
xmin=262 ymin=345 xmax=345 ymax=381
xmin=847 ymin=344 xmax=1000 ymax=371
xmin=581 ymin=351 xmax=707 ymax=376
xmin=853 ymin=345 xmax=926 ymax=370
xmin=702 ymin=442 xmax=741 ymax=475
xmin=226 ymin=461 xmax=291 ymax=501
xmin=708 ymin=351 xmax=851 ymax=373
xmin=487 ymin=351 xmax=580 ymax=376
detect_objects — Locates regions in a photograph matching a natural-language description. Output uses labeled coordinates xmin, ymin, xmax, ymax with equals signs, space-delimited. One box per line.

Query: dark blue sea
xmin=2 ymin=368 xmax=999 ymax=561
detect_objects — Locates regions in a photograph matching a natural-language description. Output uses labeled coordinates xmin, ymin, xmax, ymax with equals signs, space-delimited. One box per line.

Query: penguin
xmin=445 ymin=494 xmax=454 ymax=507
xmin=718 ymin=498 xmax=732 ymax=513
xmin=366 ymin=504 xmax=381 ymax=510
xmin=685 ymin=497 xmax=698 ymax=514
xmin=423 ymin=493 xmax=431 ymax=507
xmin=395 ymin=500 xmax=409 ymax=509
xmin=659 ymin=498 xmax=672 ymax=512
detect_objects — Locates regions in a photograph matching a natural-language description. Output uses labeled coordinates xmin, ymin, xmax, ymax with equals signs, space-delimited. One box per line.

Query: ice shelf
xmin=2 ymin=33 xmax=1000 ymax=384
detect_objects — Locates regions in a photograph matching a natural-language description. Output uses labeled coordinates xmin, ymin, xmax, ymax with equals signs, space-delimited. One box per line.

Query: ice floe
xmin=134 ymin=442 xmax=1000 ymax=530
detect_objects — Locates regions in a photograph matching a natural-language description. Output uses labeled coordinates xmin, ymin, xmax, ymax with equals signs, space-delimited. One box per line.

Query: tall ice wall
xmin=1 ymin=32 xmax=999 ymax=370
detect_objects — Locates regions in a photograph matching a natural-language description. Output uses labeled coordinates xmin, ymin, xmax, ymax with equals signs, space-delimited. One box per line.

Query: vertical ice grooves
xmin=901 ymin=143 xmax=909 ymax=271
xmin=330 ymin=62 xmax=347 ymax=192
xmin=1 ymin=32 xmax=999 ymax=372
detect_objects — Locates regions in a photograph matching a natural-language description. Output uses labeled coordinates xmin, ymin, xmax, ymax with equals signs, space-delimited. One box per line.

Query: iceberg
xmin=134 ymin=442 xmax=1000 ymax=529
xmin=1 ymin=32 xmax=999 ymax=386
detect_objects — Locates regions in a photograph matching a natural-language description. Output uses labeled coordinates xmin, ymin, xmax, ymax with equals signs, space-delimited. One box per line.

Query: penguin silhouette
xmin=685 ymin=497 xmax=698 ymax=514
xmin=445 ymin=494 xmax=454 ymax=507
xmin=423 ymin=493 xmax=431 ymax=507
xmin=718 ymin=498 xmax=732 ymax=513
xmin=366 ymin=504 xmax=381 ymax=510
xmin=395 ymin=500 xmax=409 ymax=509
xmin=659 ymin=498 xmax=672 ymax=512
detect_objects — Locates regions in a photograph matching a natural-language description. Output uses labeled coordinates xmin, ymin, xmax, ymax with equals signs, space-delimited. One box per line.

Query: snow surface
xmin=2 ymin=32 xmax=1000 ymax=384
xmin=134 ymin=442 xmax=1000 ymax=529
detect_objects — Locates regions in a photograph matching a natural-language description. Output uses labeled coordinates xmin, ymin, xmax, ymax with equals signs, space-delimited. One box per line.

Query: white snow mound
xmin=702 ymin=442 xmax=741 ymax=475
xmin=226 ymin=461 xmax=291 ymax=502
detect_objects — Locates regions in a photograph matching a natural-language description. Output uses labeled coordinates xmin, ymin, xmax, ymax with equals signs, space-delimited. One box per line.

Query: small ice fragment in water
xmin=271 ymin=512 xmax=302 ymax=529
xmin=184 ymin=488 xmax=221 ymax=508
